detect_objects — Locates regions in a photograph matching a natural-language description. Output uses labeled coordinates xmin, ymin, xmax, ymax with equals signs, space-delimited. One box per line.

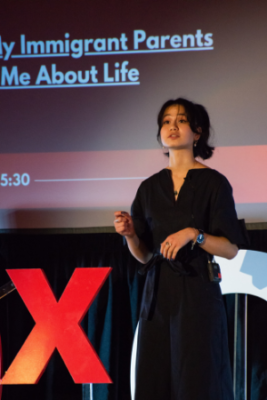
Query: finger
xmin=166 ymin=245 xmax=175 ymax=260
xmin=115 ymin=221 xmax=128 ymax=229
xmin=114 ymin=210 xmax=129 ymax=216
xmin=161 ymin=238 xmax=168 ymax=256
xmin=114 ymin=215 xmax=130 ymax=223
xmin=114 ymin=211 xmax=125 ymax=218
xmin=114 ymin=222 xmax=128 ymax=233
xmin=160 ymin=242 xmax=166 ymax=257
xmin=114 ymin=218 xmax=128 ymax=224
xmin=115 ymin=212 xmax=131 ymax=223
xmin=115 ymin=211 xmax=130 ymax=217
xmin=169 ymin=246 xmax=178 ymax=260
xmin=162 ymin=243 xmax=170 ymax=259
xmin=114 ymin=217 xmax=126 ymax=223
xmin=121 ymin=213 xmax=131 ymax=223
xmin=115 ymin=224 xmax=130 ymax=235
xmin=171 ymin=248 xmax=179 ymax=260
xmin=163 ymin=245 xmax=168 ymax=259
xmin=166 ymin=246 xmax=172 ymax=260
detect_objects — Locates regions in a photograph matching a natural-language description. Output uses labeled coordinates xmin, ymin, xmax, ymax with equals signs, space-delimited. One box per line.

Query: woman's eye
xmin=178 ymin=119 xmax=187 ymax=123
xmin=163 ymin=120 xmax=169 ymax=124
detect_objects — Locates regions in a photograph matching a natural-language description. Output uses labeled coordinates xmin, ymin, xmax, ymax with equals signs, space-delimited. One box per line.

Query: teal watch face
xmin=196 ymin=233 xmax=205 ymax=244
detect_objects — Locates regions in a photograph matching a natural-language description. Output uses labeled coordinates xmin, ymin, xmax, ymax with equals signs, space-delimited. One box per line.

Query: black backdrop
xmin=1 ymin=229 xmax=267 ymax=400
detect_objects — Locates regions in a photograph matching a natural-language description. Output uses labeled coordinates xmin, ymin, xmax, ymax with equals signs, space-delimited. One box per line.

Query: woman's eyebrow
xmin=163 ymin=112 xmax=186 ymax=117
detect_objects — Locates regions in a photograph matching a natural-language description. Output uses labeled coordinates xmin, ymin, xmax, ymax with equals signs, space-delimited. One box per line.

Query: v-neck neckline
xmin=164 ymin=168 xmax=209 ymax=205
xmin=165 ymin=168 xmax=188 ymax=205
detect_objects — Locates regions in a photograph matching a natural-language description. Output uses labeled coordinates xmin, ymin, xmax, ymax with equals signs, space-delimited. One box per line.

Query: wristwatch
xmin=196 ymin=229 xmax=205 ymax=245
xmin=191 ymin=229 xmax=205 ymax=250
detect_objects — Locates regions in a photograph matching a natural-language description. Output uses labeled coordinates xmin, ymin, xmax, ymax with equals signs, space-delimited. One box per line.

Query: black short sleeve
xmin=131 ymin=186 xmax=153 ymax=251
xmin=209 ymin=177 xmax=249 ymax=248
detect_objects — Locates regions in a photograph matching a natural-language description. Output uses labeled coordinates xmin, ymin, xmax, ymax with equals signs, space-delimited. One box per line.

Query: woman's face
xmin=160 ymin=104 xmax=200 ymax=152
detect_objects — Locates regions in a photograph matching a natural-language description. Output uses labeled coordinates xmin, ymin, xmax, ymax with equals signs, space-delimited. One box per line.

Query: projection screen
xmin=1 ymin=0 xmax=267 ymax=229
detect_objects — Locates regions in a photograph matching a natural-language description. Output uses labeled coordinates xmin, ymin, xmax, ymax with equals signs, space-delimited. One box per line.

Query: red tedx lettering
xmin=0 ymin=268 xmax=112 ymax=385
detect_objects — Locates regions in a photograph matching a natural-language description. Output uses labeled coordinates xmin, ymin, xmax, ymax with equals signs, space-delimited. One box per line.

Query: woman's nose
xmin=170 ymin=123 xmax=178 ymax=130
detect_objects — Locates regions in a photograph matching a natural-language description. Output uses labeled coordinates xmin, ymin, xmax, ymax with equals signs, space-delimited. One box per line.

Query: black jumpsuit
xmin=131 ymin=168 xmax=247 ymax=400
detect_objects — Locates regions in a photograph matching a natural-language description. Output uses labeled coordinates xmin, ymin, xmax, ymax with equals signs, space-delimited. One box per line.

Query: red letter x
xmin=1 ymin=268 xmax=112 ymax=384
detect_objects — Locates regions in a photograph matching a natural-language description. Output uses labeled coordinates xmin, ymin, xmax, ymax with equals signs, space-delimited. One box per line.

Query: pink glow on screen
xmin=0 ymin=145 xmax=266 ymax=211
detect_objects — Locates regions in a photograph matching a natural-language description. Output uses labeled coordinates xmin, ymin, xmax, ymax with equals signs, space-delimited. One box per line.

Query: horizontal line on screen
xmin=12 ymin=53 xmax=69 ymax=58
xmin=34 ymin=177 xmax=147 ymax=182
xmin=84 ymin=47 xmax=214 ymax=55
xmin=9 ymin=47 xmax=213 ymax=59
xmin=0 ymin=82 xmax=139 ymax=89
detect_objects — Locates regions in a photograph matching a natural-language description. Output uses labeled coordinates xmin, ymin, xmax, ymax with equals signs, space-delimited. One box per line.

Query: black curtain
xmin=0 ymin=230 xmax=267 ymax=400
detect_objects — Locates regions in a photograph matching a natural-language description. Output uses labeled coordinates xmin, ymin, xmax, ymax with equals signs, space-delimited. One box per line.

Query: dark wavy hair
xmin=157 ymin=98 xmax=214 ymax=160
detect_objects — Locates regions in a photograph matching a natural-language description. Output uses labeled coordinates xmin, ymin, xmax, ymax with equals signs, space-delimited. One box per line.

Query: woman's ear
xmin=194 ymin=126 xmax=202 ymax=141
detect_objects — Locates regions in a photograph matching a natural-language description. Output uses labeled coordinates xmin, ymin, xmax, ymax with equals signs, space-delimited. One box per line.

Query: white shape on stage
xmin=216 ymin=249 xmax=267 ymax=300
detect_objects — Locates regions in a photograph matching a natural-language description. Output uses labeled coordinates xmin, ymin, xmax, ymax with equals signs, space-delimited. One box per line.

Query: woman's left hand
xmin=160 ymin=228 xmax=197 ymax=260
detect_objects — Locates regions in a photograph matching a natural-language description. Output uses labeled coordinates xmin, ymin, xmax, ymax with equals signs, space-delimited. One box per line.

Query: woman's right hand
xmin=114 ymin=211 xmax=152 ymax=264
xmin=114 ymin=211 xmax=135 ymax=238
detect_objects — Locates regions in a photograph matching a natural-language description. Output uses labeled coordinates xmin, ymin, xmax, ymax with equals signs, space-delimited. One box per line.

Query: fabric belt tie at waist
xmin=138 ymin=253 xmax=200 ymax=320
xmin=138 ymin=253 xmax=191 ymax=276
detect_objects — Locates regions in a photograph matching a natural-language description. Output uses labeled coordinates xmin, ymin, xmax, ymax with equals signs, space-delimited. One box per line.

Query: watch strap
xmin=191 ymin=229 xmax=205 ymax=249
